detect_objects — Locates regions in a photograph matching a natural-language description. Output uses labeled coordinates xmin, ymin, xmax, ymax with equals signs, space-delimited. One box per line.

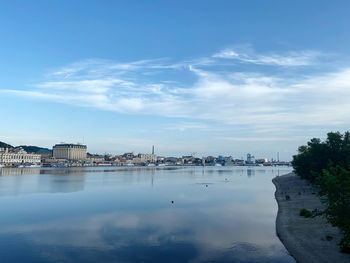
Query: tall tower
xmin=152 ymin=145 xmax=155 ymax=155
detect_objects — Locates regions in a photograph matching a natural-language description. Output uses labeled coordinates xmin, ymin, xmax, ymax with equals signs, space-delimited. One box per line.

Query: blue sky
xmin=1 ymin=1 xmax=350 ymax=160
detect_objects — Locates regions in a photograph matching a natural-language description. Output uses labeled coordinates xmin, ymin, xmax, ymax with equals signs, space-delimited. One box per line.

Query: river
xmin=0 ymin=166 xmax=295 ymax=263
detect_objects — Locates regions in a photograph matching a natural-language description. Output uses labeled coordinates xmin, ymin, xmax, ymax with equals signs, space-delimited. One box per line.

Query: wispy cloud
xmin=162 ymin=122 xmax=213 ymax=132
xmin=221 ymin=137 xmax=309 ymax=142
xmin=1 ymin=46 xmax=349 ymax=135
xmin=49 ymin=58 xmax=188 ymax=80
xmin=212 ymin=48 xmax=321 ymax=66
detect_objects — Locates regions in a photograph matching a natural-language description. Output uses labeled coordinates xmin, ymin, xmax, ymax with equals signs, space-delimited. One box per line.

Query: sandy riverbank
xmin=273 ymin=172 xmax=350 ymax=263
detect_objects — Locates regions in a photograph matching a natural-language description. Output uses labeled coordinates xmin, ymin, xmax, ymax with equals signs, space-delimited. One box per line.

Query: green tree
xmin=317 ymin=167 xmax=350 ymax=252
xmin=293 ymin=131 xmax=350 ymax=252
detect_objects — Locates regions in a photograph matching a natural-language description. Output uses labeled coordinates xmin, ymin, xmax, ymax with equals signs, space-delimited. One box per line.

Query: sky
xmin=1 ymin=0 xmax=350 ymax=160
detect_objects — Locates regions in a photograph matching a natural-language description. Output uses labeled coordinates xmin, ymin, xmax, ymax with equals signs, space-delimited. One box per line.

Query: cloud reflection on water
xmin=0 ymin=167 xmax=294 ymax=262
xmin=0 ymin=208 xmax=291 ymax=262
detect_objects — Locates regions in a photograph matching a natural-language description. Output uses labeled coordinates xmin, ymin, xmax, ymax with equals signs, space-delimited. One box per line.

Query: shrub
xmin=326 ymin=235 xmax=333 ymax=241
xmin=299 ymin=208 xmax=312 ymax=218
xmin=340 ymin=233 xmax=350 ymax=253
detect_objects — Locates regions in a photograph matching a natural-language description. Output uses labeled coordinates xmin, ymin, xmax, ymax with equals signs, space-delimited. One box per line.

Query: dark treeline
xmin=17 ymin=145 xmax=52 ymax=153
xmin=0 ymin=141 xmax=13 ymax=149
xmin=292 ymin=131 xmax=350 ymax=252
xmin=0 ymin=141 xmax=51 ymax=153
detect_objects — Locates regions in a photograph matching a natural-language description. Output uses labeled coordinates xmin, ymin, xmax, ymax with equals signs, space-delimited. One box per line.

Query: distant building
xmin=246 ymin=153 xmax=255 ymax=164
xmin=224 ymin=156 xmax=234 ymax=166
xmin=181 ymin=156 xmax=195 ymax=164
xmin=0 ymin=147 xmax=41 ymax=165
xmin=157 ymin=156 xmax=165 ymax=162
xmin=140 ymin=146 xmax=157 ymax=164
xmin=165 ymin=157 xmax=180 ymax=165
xmin=204 ymin=156 xmax=216 ymax=166
xmin=217 ymin=155 xmax=226 ymax=165
xmin=206 ymin=156 xmax=216 ymax=162
xmin=141 ymin=154 xmax=157 ymax=163
xmin=53 ymin=144 xmax=87 ymax=160
xmin=125 ymin=160 xmax=134 ymax=166
xmin=36 ymin=149 xmax=53 ymax=159
xmin=122 ymin=152 xmax=135 ymax=160
xmin=234 ymin=159 xmax=245 ymax=165
xmin=132 ymin=157 xmax=142 ymax=165
xmin=86 ymin=153 xmax=105 ymax=163
xmin=256 ymin=158 xmax=268 ymax=164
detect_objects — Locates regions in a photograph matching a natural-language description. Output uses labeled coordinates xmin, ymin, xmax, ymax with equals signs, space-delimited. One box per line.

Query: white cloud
xmin=213 ymin=48 xmax=321 ymax=66
xmin=162 ymin=122 xmax=213 ymax=131
xmin=1 ymin=47 xmax=349 ymax=136
xmin=221 ymin=137 xmax=308 ymax=142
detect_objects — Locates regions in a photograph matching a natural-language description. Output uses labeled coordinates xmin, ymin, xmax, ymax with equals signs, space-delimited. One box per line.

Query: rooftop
xmin=53 ymin=144 xmax=87 ymax=148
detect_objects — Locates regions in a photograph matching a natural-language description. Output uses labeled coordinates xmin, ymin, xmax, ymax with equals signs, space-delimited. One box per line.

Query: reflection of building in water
xmin=0 ymin=167 xmax=40 ymax=176
xmin=247 ymin=169 xmax=255 ymax=177
xmin=45 ymin=174 xmax=86 ymax=193
xmin=0 ymin=148 xmax=41 ymax=165
xmin=53 ymin=144 xmax=87 ymax=160
xmin=0 ymin=168 xmax=85 ymax=194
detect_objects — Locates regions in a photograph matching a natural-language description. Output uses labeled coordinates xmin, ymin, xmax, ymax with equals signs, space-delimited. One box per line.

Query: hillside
xmin=0 ymin=141 xmax=13 ymax=149
xmin=0 ymin=141 xmax=52 ymax=153
xmin=17 ymin=145 xmax=52 ymax=153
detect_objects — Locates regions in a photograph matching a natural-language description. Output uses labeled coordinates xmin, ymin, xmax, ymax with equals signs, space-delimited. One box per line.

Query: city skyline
xmin=0 ymin=141 xmax=283 ymax=162
xmin=1 ymin=1 xmax=350 ymax=160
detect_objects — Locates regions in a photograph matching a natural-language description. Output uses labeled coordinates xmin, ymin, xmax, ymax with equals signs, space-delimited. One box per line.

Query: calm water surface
xmin=0 ymin=166 xmax=295 ymax=263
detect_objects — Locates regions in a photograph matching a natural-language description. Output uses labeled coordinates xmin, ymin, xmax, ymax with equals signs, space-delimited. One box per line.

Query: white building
xmin=140 ymin=145 xmax=157 ymax=163
xmin=53 ymin=144 xmax=87 ymax=160
xmin=141 ymin=154 xmax=157 ymax=163
xmin=0 ymin=148 xmax=41 ymax=165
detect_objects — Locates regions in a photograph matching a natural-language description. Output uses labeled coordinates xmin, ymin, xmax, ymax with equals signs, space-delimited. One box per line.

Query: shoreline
xmin=273 ymin=173 xmax=350 ymax=263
